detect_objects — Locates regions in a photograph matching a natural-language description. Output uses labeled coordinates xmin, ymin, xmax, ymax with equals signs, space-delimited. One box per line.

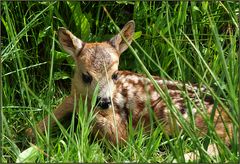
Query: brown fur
xmin=26 ymin=21 xmax=232 ymax=160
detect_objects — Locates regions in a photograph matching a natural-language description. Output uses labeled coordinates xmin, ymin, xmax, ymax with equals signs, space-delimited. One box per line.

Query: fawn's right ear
xmin=58 ymin=27 xmax=84 ymax=59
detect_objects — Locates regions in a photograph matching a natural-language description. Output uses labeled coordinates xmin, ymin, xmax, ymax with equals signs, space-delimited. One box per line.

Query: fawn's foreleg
xmin=26 ymin=96 xmax=75 ymax=140
xmin=93 ymin=108 xmax=128 ymax=145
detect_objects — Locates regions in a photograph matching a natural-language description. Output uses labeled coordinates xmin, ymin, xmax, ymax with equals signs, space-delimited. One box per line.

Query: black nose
xmin=96 ymin=97 xmax=111 ymax=109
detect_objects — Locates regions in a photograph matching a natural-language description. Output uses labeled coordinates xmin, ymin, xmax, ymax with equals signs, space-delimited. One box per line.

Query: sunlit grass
xmin=1 ymin=1 xmax=239 ymax=163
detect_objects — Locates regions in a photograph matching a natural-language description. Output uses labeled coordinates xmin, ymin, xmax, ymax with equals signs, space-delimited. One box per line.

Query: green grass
xmin=1 ymin=1 xmax=239 ymax=163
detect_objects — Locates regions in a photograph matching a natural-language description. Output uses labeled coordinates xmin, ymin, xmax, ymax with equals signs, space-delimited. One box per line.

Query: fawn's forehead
xmin=77 ymin=42 xmax=119 ymax=73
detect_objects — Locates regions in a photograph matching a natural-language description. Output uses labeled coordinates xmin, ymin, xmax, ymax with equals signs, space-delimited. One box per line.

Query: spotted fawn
xmin=26 ymin=20 xmax=233 ymax=160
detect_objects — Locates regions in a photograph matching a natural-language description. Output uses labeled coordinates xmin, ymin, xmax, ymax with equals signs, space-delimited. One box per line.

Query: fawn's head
xmin=58 ymin=21 xmax=135 ymax=109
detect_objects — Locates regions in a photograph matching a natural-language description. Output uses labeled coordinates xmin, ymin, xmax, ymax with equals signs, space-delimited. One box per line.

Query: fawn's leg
xmin=182 ymin=107 xmax=233 ymax=162
xmin=182 ymin=144 xmax=219 ymax=162
xmin=26 ymin=96 xmax=76 ymax=140
xmin=93 ymin=108 xmax=128 ymax=145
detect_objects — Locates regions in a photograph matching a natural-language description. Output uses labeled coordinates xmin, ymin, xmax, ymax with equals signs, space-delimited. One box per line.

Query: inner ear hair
xmin=58 ymin=27 xmax=84 ymax=59
xmin=109 ymin=20 xmax=135 ymax=54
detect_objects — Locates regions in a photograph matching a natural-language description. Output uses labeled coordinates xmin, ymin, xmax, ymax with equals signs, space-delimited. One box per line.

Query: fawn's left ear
xmin=58 ymin=27 xmax=84 ymax=60
xmin=110 ymin=20 xmax=135 ymax=54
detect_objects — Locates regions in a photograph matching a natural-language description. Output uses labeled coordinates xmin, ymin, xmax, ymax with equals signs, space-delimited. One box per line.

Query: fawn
xmin=26 ymin=20 xmax=233 ymax=161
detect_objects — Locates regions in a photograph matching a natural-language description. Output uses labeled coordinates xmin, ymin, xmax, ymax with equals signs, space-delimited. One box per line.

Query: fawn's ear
xmin=58 ymin=27 xmax=84 ymax=59
xmin=110 ymin=20 xmax=135 ymax=54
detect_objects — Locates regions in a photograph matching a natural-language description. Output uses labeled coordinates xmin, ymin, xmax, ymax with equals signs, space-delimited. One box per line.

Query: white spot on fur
xmin=127 ymin=90 xmax=134 ymax=102
xmin=182 ymin=112 xmax=188 ymax=119
xmin=121 ymin=78 xmax=126 ymax=84
xmin=123 ymin=82 xmax=128 ymax=88
xmin=168 ymin=89 xmax=182 ymax=95
xmin=127 ymin=83 xmax=133 ymax=91
xmin=165 ymin=80 xmax=177 ymax=86
xmin=115 ymin=93 xmax=125 ymax=109
xmin=156 ymin=79 xmax=164 ymax=84
xmin=192 ymin=108 xmax=197 ymax=115
xmin=130 ymin=76 xmax=139 ymax=83
xmin=151 ymin=91 xmax=159 ymax=101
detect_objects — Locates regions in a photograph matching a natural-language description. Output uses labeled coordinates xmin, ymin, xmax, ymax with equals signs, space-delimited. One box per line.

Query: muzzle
xmin=96 ymin=96 xmax=111 ymax=109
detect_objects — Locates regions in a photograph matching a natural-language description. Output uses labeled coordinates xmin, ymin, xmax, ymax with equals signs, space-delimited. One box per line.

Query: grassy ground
xmin=1 ymin=1 xmax=239 ymax=163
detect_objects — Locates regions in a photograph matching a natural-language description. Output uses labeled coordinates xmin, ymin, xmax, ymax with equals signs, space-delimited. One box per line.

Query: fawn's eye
xmin=82 ymin=72 xmax=92 ymax=84
xmin=112 ymin=72 xmax=118 ymax=81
